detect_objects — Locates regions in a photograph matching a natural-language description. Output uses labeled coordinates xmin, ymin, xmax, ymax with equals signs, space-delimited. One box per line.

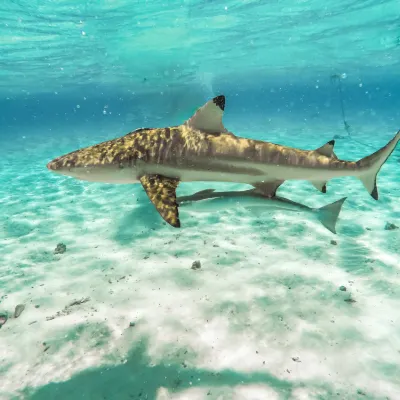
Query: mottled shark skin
xmin=47 ymin=95 xmax=400 ymax=228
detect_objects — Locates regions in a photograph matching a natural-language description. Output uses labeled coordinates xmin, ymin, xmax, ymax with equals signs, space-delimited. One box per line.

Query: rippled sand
xmin=1 ymin=119 xmax=399 ymax=399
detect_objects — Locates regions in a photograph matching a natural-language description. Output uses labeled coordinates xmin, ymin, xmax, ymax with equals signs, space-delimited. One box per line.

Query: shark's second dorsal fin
xmin=185 ymin=95 xmax=227 ymax=134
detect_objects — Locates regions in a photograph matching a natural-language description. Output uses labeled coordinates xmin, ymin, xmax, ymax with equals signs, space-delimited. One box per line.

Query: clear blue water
xmin=1 ymin=1 xmax=400 ymax=399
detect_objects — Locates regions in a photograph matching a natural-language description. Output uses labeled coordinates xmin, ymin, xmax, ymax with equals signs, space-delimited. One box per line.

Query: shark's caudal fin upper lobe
xmin=356 ymin=130 xmax=400 ymax=200
xmin=316 ymin=197 xmax=347 ymax=234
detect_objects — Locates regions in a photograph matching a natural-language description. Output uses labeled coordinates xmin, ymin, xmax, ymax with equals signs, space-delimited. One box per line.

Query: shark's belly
xmin=141 ymin=164 xmax=262 ymax=184
xmin=64 ymin=165 xmax=139 ymax=184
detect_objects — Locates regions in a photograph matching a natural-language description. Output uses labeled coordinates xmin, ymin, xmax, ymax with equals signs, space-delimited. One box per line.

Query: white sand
xmin=0 ymin=119 xmax=399 ymax=399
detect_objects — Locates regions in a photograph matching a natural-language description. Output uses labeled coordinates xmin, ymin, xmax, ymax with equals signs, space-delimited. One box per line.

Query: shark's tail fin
xmin=316 ymin=197 xmax=347 ymax=234
xmin=356 ymin=130 xmax=400 ymax=200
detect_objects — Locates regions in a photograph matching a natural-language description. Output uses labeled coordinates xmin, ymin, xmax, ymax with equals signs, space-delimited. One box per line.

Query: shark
xmin=47 ymin=95 xmax=400 ymax=228
xmin=177 ymin=188 xmax=347 ymax=234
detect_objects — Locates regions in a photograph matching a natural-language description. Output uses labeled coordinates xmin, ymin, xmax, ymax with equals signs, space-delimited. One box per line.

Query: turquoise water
xmin=1 ymin=1 xmax=400 ymax=399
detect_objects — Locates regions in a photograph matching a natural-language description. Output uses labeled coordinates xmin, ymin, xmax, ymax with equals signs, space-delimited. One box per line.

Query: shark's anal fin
xmin=185 ymin=95 xmax=228 ymax=135
xmin=252 ymin=180 xmax=284 ymax=197
xmin=139 ymin=175 xmax=181 ymax=228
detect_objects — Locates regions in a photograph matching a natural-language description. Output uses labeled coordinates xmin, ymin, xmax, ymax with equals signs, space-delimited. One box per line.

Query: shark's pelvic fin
xmin=310 ymin=180 xmax=327 ymax=193
xmin=252 ymin=180 xmax=284 ymax=197
xmin=185 ymin=95 xmax=228 ymax=134
xmin=139 ymin=175 xmax=181 ymax=227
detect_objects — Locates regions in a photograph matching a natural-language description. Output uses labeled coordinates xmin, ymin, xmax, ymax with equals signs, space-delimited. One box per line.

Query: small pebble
xmin=330 ymin=240 xmax=337 ymax=245
xmin=384 ymin=222 xmax=398 ymax=231
xmin=191 ymin=260 xmax=201 ymax=270
xmin=339 ymin=286 xmax=347 ymax=292
xmin=344 ymin=298 xmax=356 ymax=303
xmin=129 ymin=321 xmax=136 ymax=327
xmin=14 ymin=304 xmax=25 ymax=318
xmin=292 ymin=357 xmax=301 ymax=362
xmin=54 ymin=243 xmax=67 ymax=254
xmin=35 ymin=305 xmax=40 ymax=309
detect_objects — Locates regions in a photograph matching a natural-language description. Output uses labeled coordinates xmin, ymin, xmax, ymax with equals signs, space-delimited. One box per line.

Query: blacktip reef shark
xmin=47 ymin=95 xmax=400 ymax=228
xmin=177 ymin=188 xmax=347 ymax=234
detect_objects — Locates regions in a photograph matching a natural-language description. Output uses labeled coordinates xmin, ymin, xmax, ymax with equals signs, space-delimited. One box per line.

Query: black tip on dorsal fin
xmin=328 ymin=140 xmax=335 ymax=146
xmin=212 ymin=95 xmax=225 ymax=111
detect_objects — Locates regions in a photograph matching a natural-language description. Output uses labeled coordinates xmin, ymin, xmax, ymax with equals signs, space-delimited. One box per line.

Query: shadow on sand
xmin=22 ymin=338 xmax=310 ymax=400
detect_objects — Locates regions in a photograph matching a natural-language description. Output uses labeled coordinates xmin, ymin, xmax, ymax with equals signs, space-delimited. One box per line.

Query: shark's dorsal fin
xmin=185 ymin=95 xmax=227 ymax=134
xmin=315 ymin=140 xmax=335 ymax=157
xmin=139 ymin=175 xmax=181 ymax=228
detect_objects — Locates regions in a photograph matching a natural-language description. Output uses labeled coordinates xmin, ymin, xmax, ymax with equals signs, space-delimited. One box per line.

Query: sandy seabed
xmin=1 ymin=119 xmax=399 ymax=400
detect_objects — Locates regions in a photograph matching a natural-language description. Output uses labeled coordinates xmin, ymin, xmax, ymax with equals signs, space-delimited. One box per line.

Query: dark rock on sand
xmin=191 ymin=261 xmax=201 ymax=270
xmin=385 ymin=222 xmax=398 ymax=231
xmin=54 ymin=243 xmax=67 ymax=254
xmin=14 ymin=304 xmax=25 ymax=318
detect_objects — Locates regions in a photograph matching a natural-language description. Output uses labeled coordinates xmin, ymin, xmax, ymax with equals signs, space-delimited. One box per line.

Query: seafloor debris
xmin=330 ymin=240 xmax=338 ymax=245
xmin=129 ymin=321 xmax=136 ymax=327
xmin=339 ymin=286 xmax=347 ymax=292
xmin=344 ymin=298 xmax=356 ymax=303
xmin=0 ymin=312 xmax=8 ymax=328
xmin=67 ymin=297 xmax=90 ymax=307
xmin=292 ymin=357 xmax=301 ymax=362
xmin=191 ymin=260 xmax=201 ymax=270
xmin=385 ymin=222 xmax=399 ymax=231
xmin=14 ymin=304 xmax=25 ymax=318
xmin=54 ymin=243 xmax=67 ymax=254
xmin=46 ymin=297 xmax=90 ymax=321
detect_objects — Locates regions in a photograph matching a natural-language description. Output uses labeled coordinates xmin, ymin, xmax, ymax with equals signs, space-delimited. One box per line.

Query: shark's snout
xmin=46 ymin=158 xmax=67 ymax=172
xmin=46 ymin=160 xmax=58 ymax=170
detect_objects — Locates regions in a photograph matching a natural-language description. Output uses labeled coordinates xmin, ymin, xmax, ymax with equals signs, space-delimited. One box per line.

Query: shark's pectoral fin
xmin=310 ymin=180 xmax=327 ymax=193
xmin=139 ymin=175 xmax=181 ymax=228
xmin=252 ymin=180 xmax=284 ymax=197
xmin=184 ymin=95 xmax=228 ymax=135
